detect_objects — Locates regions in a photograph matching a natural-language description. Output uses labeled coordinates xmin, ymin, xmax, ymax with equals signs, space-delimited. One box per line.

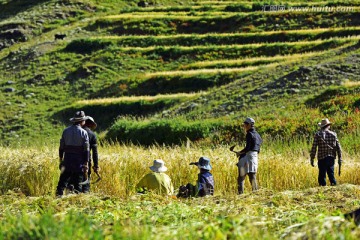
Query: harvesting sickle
xmin=229 ymin=145 xmax=237 ymax=153
xmin=339 ymin=163 xmax=341 ymax=177
xmin=229 ymin=145 xmax=246 ymax=159
xmin=79 ymin=171 xmax=102 ymax=185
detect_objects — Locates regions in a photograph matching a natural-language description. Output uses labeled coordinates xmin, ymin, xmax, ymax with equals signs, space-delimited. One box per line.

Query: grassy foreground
xmin=1 ymin=143 xmax=360 ymax=238
xmin=1 ymin=185 xmax=360 ymax=239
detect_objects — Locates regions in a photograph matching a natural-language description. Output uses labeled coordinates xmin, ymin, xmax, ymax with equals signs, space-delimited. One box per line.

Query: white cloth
xmin=237 ymin=151 xmax=258 ymax=177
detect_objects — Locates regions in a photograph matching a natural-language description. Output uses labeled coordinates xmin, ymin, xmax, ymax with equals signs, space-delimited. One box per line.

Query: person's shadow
xmin=345 ymin=208 xmax=360 ymax=225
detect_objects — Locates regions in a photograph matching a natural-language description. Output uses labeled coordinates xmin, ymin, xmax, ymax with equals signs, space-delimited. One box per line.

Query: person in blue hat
xmin=177 ymin=156 xmax=214 ymax=197
xmin=195 ymin=156 xmax=214 ymax=197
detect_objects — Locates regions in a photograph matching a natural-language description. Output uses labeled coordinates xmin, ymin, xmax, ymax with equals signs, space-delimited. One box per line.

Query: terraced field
xmin=1 ymin=0 xmax=360 ymax=144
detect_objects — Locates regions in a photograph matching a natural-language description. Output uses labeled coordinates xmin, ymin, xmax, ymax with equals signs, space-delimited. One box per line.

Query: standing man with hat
xmin=310 ymin=118 xmax=342 ymax=186
xmin=81 ymin=116 xmax=99 ymax=193
xmin=136 ymin=159 xmax=174 ymax=195
xmin=235 ymin=117 xmax=263 ymax=194
xmin=56 ymin=111 xmax=90 ymax=196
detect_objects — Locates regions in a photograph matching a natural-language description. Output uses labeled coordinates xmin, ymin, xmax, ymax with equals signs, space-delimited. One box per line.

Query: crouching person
xmin=177 ymin=156 xmax=214 ymax=198
xmin=136 ymin=159 xmax=174 ymax=195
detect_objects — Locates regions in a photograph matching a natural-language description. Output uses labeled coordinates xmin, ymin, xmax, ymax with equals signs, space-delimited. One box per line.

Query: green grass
xmin=1 ymin=0 xmax=360 ymax=146
xmin=55 ymin=93 xmax=200 ymax=131
xmin=1 ymin=187 xmax=360 ymax=239
xmin=180 ymin=52 xmax=317 ymax=69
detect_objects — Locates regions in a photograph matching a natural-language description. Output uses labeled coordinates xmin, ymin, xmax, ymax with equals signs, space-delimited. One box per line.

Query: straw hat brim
xmin=150 ymin=166 xmax=168 ymax=173
xmin=318 ymin=122 xmax=332 ymax=128
xmin=199 ymin=164 xmax=212 ymax=171
xmin=69 ymin=116 xmax=87 ymax=122
xmin=85 ymin=118 xmax=97 ymax=129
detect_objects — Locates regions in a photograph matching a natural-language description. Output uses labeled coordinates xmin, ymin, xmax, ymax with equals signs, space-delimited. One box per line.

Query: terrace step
xmin=87 ymin=10 xmax=360 ymax=35
xmin=87 ymin=27 xmax=360 ymax=47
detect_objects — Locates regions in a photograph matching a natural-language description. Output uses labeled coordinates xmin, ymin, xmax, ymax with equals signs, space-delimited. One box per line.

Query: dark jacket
xmin=198 ymin=169 xmax=214 ymax=197
xmin=83 ymin=126 xmax=99 ymax=170
xmin=240 ymin=128 xmax=263 ymax=154
xmin=59 ymin=124 xmax=89 ymax=172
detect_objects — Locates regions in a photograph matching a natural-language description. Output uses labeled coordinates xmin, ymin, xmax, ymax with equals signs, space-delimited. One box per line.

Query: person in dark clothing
xmin=81 ymin=116 xmax=99 ymax=193
xmin=310 ymin=118 xmax=342 ymax=186
xmin=177 ymin=156 xmax=214 ymax=198
xmin=197 ymin=158 xmax=214 ymax=197
xmin=234 ymin=117 xmax=263 ymax=194
xmin=56 ymin=111 xmax=89 ymax=196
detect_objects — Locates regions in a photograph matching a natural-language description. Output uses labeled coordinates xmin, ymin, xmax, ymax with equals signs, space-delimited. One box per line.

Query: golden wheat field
xmin=1 ymin=143 xmax=360 ymax=197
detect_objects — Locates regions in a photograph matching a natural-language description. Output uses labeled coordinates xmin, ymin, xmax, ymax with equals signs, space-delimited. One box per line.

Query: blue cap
xmin=198 ymin=156 xmax=212 ymax=171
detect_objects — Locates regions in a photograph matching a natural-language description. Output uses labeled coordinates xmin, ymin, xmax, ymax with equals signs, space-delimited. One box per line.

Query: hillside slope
xmin=1 ymin=0 xmax=360 ymax=145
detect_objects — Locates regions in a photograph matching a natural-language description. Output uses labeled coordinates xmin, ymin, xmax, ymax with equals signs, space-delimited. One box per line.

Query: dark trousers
xmin=56 ymin=171 xmax=84 ymax=196
xmin=318 ymin=156 xmax=336 ymax=186
xmin=238 ymin=172 xmax=258 ymax=194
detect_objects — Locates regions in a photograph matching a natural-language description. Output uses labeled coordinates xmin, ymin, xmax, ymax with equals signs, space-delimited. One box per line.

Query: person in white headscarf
xmin=136 ymin=159 xmax=174 ymax=195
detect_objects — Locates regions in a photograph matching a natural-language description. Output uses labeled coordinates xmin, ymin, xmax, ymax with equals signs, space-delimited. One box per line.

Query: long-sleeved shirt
xmin=310 ymin=129 xmax=342 ymax=161
xmin=240 ymin=128 xmax=263 ymax=154
xmin=83 ymin=127 xmax=98 ymax=169
xmin=59 ymin=124 xmax=89 ymax=172
xmin=136 ymin=172 xmax=174 ymax=195
xmin=197 ymin=170 xmax=214 ymax=197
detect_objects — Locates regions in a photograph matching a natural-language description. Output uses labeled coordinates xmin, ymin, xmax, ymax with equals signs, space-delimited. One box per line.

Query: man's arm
xmin=91 ymin=135 xmax=99 ymax=170
xmin=59 ymin=136 xmax=65 ymax=169
xmin=197 ymin=175 xmax=207 ymax=197
xmin=310 ymin=134 xmax=318 ymax=160
xmin=310 ymin=134 xmax=319 ymax=166
xmin=82 ymin=132 xmax=90 ymax=172
xmin=239 ymin=132 xmax=253 ymax=154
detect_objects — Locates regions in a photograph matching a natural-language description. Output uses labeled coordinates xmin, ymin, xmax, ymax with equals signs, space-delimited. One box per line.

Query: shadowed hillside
xmin=0 ymin=0 xmax=360 ymax=145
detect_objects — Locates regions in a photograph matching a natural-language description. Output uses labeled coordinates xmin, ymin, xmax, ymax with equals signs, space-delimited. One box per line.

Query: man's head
xmin=243 ymin=117 xmax=255 ymax=131
xmin=318 ymin=118 xmax=331 ymax=130
xmin=84 ymin=116 xmax=97 ymax=130
xmin=70 ymin=111 xmax=87 ymax=126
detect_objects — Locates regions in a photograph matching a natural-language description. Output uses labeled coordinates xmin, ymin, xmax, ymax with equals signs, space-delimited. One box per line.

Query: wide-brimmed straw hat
xmin=196 ymin=156 xmax=212 ymax=171
xmin=150 ymin=159 xmax=168 ymax=173
xmin=85 ymin=116 xmax=97 ymax=129
xmin=69 ymin=111 xmax=87 ymax=123
xmin=318 ymin=118 xmax=332 ymax=128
